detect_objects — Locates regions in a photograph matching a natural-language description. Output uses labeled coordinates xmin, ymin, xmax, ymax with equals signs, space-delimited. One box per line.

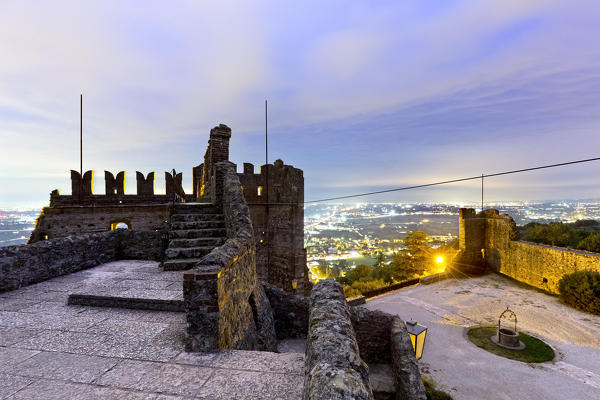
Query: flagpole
xmin=80 ymin=94 xmax=83 ymax=176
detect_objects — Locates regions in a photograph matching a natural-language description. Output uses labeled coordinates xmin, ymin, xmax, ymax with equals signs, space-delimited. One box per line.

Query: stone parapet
xmin=458 ymin=208 xmax=600 ymax=293
xmin=303 ymin=279 xmax=374 ymax=400
xmin=263 ymin=282 xmax=310 ymax=339
xmin=390 ymin=317 xmax=427 ymax=400
xmin=29 ymin=204 xmax=170 ymax=243
xmin=184 ymin=162 xmax=276 ymax=352
xmin=0 ymin=230 xmax=161 ymax=292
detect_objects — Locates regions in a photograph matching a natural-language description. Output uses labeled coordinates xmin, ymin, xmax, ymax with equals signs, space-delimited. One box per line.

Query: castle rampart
xmin=30 ymin=123 xmax=309 ymax=294
xmin=237 ymin=159 xmax=308 ymax=292
xmin=183 ymin=161 xmax=277 ymax=352
xmin=458 ymin=208 xmax=600 ymax=293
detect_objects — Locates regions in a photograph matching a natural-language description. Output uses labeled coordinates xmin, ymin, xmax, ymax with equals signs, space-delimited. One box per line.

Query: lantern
xmin=406 ymin=320 xmax=427 ymax=360
xmin=292 ymin=279 xmax=298 ymax=290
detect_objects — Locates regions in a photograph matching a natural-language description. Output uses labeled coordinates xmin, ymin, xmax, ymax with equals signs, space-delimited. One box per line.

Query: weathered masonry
xmin=456 ymin=208 xmax=600 ymax=293
xmin=29 ymin=124 xmax=309 ymax=293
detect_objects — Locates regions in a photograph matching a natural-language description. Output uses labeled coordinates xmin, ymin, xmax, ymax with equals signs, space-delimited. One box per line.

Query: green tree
xmin=522 ymin=223 xmax=580 ymax=248
xmin=578 ymin=232 xmax=600 ymax=253
xmin=371 ymin=252 xmax=395 ymax=283
xmin=401 ymin=230 xmax=433 ymax=276
xmin=337 ymin=259 xmax=349 ymax=271
xmin=389 ymin=251 xmax=415 ymax=281
xmin=316 ymin=260 xmax=331 ymax=279
xmin=344 ymin=264 xmax=372 ymax=284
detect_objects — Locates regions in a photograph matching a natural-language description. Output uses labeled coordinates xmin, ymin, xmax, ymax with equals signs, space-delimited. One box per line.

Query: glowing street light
xmin=406 ymin=320 xmax=427 ymax=360
xmin=436 ymin=256 xmax=444 ymax=264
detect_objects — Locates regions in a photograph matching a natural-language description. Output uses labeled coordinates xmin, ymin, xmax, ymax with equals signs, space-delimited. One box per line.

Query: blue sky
xmin=1 ymin=0 xmax=599 ymax=208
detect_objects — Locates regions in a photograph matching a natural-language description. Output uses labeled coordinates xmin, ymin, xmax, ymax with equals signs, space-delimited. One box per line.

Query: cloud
xmin=0 ymin=1 xmax=599 ymax=206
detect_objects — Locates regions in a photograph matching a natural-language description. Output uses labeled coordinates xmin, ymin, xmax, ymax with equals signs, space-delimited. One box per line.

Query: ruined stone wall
xmin=29 ymin=167 xmax=192 ymax=243
xmin=195 ymin=124 xmax=231 ymax=203
xmin=184 ymin=162 xmax=276 ymax=352
xmin=459 ymin=208 xmax=600 ymax=293
xmin=303 ymin=280 xmax=374 ymax=400
xmin=118 ymin=230 xmax=163 ymax=260
xmin=29 ymin=204 xmax=169 ymax=243
xmin=263 ymin=282 xmax=310 ymax=339
xmin=0 ymin=230 xmax=161 ymax=292
xmin=238 ymin=160 xmax=309 ymax=293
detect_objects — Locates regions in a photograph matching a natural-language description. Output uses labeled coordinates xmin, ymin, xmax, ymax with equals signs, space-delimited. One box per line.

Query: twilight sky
xmin=1 ymin=0 xmax=599 ymax=208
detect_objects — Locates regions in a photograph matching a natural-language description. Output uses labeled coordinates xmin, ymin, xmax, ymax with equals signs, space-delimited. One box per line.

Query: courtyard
xmin=366 ymin=272 xmax=600 ymax=400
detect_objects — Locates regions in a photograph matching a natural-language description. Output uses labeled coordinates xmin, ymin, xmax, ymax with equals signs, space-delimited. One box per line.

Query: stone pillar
xmin=209 ymin=124 xmax=232 ymax=165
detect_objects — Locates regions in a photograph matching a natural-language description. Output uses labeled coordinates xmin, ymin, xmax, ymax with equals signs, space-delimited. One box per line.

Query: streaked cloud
xmin=0 ymin=0 xmax=599 ymax=207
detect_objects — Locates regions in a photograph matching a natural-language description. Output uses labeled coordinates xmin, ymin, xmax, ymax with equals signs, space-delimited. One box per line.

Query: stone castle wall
xmin=29 ymin=168 xmax=190 ymax=243
xmin=0 ymin=230 xmax=161 ymax=292
xmin=184 ymin=162 xmax=276 ymax=352
xmin=303 ymin=280 xmax=426 ymax=400
xmin=498 ymin=241 xmax=600 ymax=294
xmin=458 ymin=208 xmax=600 ymax=293
xmin=30 ymin=204 xmax=170 ymax=243
xmin=192 ymin=124 xmax=309 ymax=293
xmin=28 ymin=122 xmax=308 ymax=295
xmin=238 ymin=160 xmax=309 ymax=293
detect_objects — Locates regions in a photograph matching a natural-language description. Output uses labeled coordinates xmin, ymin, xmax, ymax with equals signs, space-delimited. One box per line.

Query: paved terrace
xmin=0 ymin=261 xmax=304 ymax=399
xmin=366 ymin=273 xmax=600 ymax=400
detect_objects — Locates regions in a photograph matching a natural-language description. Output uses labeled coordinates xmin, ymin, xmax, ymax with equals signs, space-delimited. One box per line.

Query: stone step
xmin=166 ymin=246 xmax=214 ymax=259
xmin=68 ymin=294 xmax=184 ymax=312
xmin=171 ymin=220 xmax=224 ymax=230
xmin=171 ymin=213 xmax=224 ymax=223
xmin=170 ymin=228 xmax=227 ymax=239
xmin=162 ymin=258 xmax=203 ymax=271
xmin=173 ymin=203 xmax=220 ymax=214
xmin=169 ymin=237 xmax=226 ymax=248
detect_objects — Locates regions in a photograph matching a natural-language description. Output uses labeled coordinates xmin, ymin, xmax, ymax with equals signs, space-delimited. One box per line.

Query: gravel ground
xmin=364 ymin=273 xmax=600 ymax=400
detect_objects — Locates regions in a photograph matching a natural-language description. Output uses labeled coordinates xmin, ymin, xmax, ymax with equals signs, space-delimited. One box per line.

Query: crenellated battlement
xmin=237 ymin=159 xmax=303 ymax=205
xmin=31 ymin=122 xmax=308 ymax=293
xmin=49 ymin=169 xmax=189 ymax=207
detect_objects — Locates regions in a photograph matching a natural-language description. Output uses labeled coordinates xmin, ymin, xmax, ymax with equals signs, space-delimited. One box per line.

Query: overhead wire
xmin=304 ymin=156 xmax=600 ymax=204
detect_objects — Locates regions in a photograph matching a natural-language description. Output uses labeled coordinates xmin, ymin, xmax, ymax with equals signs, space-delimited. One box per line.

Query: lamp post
xmin=406 ymin=320 xmax=427 ymax=360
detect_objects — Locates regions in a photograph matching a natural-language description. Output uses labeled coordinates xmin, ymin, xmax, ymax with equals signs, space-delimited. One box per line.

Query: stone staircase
xmin=162 ymin=203 xmax=227 ymax=271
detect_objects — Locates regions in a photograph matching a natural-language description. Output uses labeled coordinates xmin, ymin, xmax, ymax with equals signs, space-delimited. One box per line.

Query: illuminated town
xmin=304 ymin=201 xmax=600 ymax=283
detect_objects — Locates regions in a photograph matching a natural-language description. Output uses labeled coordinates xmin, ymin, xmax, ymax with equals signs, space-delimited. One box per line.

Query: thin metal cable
xmin=305 ymin=156 xmax=600 ymax=203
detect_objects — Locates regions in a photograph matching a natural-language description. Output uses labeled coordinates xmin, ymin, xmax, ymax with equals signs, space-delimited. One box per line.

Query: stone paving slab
xmin=0 ymin=327 xmax=42 ymax=346
xmin=17 ymin=300 xmax=91 ymax=316
xmin=67 ymin=260 xmax=184 ymax=311
xmin=14 ymin=330 xmax=111 ymax=355
xmin=0 ymin=348 xmax=39 ymax=372
xmin=9 ymin=351 xmax=119 ymax=383
xmin=6 ymin=379 xmax=180 ymax=400
xmin=85 ymin=318 xmax=170 ymax=339
xmin=197 ymin=368 xmax=304 ymax=400
xmin=210 ymin=350 xmax=305 ymax=375
xmin=0 ymin=260 xmax=304 ymax=399
xmin=0 ymin=310 xmax=103 ymax=331
xmin=96 ymin=359 xmax=214 ymax=397
xmin=0 ymin=298 xmax=40 ymax=312
xmin=0 ymin=373 xmax=34 ymax=399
